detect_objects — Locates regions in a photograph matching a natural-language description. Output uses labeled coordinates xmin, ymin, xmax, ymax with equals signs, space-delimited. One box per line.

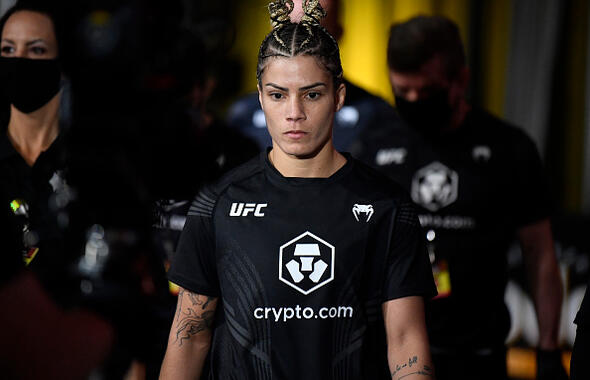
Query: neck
xmin=7 ymin=92 xmax=61 ymax=166
xmin=269 ymin=142 xmax=346 ymax=178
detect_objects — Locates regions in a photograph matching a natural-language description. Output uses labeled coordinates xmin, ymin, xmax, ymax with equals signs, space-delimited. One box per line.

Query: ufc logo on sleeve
xmin=229 ymin=203 xmax=268 ymax=217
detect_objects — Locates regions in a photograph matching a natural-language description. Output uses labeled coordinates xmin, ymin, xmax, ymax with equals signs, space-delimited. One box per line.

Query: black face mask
xmin=0 ymin=57 xmax=61 ymax=113
xmin=395 ymin=89 xmax=452 ymax=135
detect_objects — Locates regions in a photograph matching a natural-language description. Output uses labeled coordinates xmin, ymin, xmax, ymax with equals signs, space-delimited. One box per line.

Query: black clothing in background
xmin=0 ymin=200 xmax=23 ymax=286
xmin=0 ymin=126 xmax=70 ymax=300
xmin=356 ymin=109 xmax=549 ymax=360
xmin=153 ymin=116 xmax=259 ymax=262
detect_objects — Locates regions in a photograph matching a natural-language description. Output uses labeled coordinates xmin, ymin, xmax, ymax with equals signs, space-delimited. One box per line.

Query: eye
xmin=30 ymin=46 xmax=47 ymax=55
xmin=306 ymin=91 xmax=321 ymax=100
xmin=269 ymin=92 xmax=283 ymax=100
xmin=0 ymin=45 xmax=15 ymax=56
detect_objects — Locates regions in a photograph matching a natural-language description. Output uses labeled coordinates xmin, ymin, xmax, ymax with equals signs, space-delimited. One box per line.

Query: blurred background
xmin=1 ymin=0 xmax=588 ymax=379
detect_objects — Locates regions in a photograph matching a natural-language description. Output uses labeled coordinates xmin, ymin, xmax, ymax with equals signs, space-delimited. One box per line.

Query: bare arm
xmin=518 ymin=218 xmax=563 ymax=350
xmin=383 ymin=296 xmax=434 ymax=379
xmin=159 ymin=287 xmax=218 ymax=379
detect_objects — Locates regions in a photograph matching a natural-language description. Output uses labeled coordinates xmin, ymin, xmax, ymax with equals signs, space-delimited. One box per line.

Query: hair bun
xmin=268 ymin=0 xmax=294 ymax=30
xmin=300 ymin=0 xmax=326 ymax=26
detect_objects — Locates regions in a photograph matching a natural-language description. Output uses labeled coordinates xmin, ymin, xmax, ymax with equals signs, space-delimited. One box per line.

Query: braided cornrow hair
xmin=257 ymin=0 xmax=343 ymax=88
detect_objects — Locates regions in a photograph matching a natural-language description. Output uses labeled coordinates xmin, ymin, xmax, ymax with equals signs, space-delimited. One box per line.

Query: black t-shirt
xmin=169 ymin=152 xmax=436 ymax=380
xmin=226 ymin=80 xmax=401 ymax=153
xmin=0 ymin=129 xmax=69 ymax=297
xmin=355 ymin=108 xmax=550 ymax=350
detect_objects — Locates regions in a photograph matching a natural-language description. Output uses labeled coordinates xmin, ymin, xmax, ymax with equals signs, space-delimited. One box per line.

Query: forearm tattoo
xmin=391 ymin=356 xmax=434 ymax=379
xmin=173 ymin=289 xmax=216 ymax=346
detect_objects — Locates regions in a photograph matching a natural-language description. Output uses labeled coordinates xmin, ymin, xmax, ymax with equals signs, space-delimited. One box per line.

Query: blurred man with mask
xmin=356 ymin=15 xmax=567 ymax=380
xmin=226 ymin=0 xmax=400 ymax=154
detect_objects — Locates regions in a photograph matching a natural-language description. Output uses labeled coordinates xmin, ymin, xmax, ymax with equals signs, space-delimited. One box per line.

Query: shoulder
xmin=467 ymin=108 xmax=536 ymax=144
xmin=188 ymin=154 xmax=264 ymax=217
xmin=348 ymin=156 xmax=410 ymax=201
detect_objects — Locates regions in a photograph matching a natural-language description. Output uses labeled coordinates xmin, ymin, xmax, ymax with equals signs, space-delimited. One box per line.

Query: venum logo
xmin=411 ymin=162 xmax=458 ymax=212
xmin=229 ymin=203 xmax=267 ymax=217
xmin=472 ymin=145 xmax=492 ymax=162
xmin=279 ymin=231 xmax=335 ymax=295
xmin=352 ymin=204 xmax=374 ymax=222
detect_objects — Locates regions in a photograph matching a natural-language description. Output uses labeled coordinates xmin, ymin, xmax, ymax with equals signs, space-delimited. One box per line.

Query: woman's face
xmin=1 ymin=10 xmax=58 ymax=59
xmin=258 ymin=55 xmax=345 ymax=159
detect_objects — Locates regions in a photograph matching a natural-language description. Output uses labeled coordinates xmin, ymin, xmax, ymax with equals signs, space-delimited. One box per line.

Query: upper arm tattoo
xmin=173 ymin=288 xmax=217 ymax=347
xmin=391 ymin=356 xmax=434 ymax=379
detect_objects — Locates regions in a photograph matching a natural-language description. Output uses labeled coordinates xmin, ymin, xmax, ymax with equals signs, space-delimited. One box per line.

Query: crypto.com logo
xmin=411 ymin=162 xmax=458 ymax=212
xmin=279 ymin=231 xmax=335 ymax=295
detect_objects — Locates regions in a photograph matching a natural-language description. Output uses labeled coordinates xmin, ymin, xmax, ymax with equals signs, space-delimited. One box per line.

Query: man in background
xmin=356 ymin=15 xmax=567 ymax=380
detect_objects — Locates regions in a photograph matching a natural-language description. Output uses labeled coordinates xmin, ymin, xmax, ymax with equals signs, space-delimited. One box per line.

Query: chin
xmin=287 ymin=144 xmax=328 ymax=159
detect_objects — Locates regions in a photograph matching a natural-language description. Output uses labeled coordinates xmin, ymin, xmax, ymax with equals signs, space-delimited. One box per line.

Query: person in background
xmin=151 ymin=28 xmax=259 ymax=279
xmin=0 ymin=0 xmax=72 ymax=301
xmin=159 ymin=1 xmax=436 ymax=379
xmin=226 ymin=0 xmax=400 ymax=156
xmin=0 ymin=4 xmax=114 ymax=377
xmin=356 ymin=15 xmax=567 ymax=380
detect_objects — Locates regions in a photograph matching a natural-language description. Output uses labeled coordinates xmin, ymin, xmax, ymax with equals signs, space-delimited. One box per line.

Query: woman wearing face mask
xmin=0 ymin=2 xmax=70 ymax=299
xmin=0 ymin=3 xmax=120 ymax=379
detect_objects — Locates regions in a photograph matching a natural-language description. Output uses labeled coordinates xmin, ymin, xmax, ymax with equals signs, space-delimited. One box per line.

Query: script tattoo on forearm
xmin=391 ymin=356 xmax=434 ymax=379
xmin=173 ymin=290 xmax=216 ymax=346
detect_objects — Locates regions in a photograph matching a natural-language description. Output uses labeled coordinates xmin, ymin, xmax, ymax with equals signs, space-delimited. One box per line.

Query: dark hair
xmin=387 ymin=15 xmax=465 ymax=79
xmin=256 ymin=0 xmax=343 ymax=88
xmin=0 ymin=0 xmax=64 ymax=56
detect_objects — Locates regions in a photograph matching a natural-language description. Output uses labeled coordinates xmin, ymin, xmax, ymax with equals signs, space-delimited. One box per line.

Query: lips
xmin=284 ymin=130 xmax=308 ymax=139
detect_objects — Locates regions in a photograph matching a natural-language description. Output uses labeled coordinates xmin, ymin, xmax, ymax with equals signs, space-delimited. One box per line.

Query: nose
xmin=12 ymin=47 xmax=26 ymax=58
xmin=286 ymin=97 xmax=305 ymax=122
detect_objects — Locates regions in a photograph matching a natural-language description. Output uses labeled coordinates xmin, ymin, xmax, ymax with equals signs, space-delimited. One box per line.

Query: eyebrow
xmin=0 ymin=38 xmax=47 ymax=45
xmin=264 ymin=82 xmax=327 ymax=91
xmin=26 ymin=39 xmax=47 ymax=46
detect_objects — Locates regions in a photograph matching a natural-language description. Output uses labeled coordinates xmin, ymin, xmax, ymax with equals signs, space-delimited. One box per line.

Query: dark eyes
xmin=267 ymin=91 xmax=321 ymax=100
xmin=30 ymin=46 xmax=47 ymax=55
xmin=0 ymin=45 xmax=48 ymax=56
xmin=0 ymin=45 xmax=14 ymax=55
xmin=306 ymin=91 xmax=320 ymax=100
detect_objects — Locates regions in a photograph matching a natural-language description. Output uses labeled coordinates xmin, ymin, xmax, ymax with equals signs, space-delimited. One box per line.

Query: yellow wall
xmin=230 ymin=0 xmax=501 ymax=113
xmin=231 ymin=0 xmax=472 ymax=103
xmin=478 ymin=0 xmax=511 ymax=118
xmin=339 ymin=0 xmax=470 ymax=104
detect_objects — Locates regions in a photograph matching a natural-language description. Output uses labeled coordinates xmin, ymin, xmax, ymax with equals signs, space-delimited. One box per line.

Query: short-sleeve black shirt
xmin=356 ymin=108 xmax=551 ymax=349
xmin=169 ymin=152 xmax=436 ymax=380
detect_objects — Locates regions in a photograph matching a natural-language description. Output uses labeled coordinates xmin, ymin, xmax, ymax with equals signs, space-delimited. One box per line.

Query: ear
xmin=257 ymin=84 xmax=264 ymax=111
xmin=334 ymin=82 xmax=346 ymax=112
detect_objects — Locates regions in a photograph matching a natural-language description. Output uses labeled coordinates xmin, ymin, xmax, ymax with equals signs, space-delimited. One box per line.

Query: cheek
xmin=448 ymin=84 xmax=464 ymax=107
